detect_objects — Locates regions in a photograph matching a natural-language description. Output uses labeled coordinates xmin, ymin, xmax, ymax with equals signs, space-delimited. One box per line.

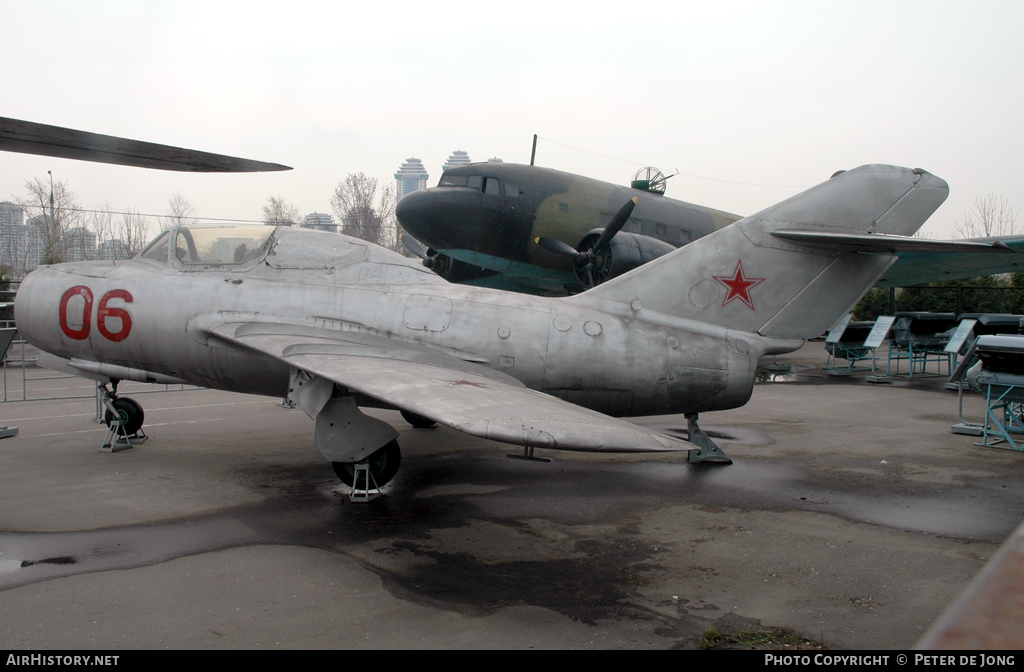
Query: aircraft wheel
xmin=104 ymin=397 xmax=145 ymax=435
xmin=333 ymin=440 xmax=401 ymax=487
xmin=400 ymin=409 xmax=436 ymax=429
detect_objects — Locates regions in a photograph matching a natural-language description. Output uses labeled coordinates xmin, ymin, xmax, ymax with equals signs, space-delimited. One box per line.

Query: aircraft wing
xmin=207 ymin=321 xmax=689 ymax=454
xmin=0 ymin=117 xmax=291 ymax=172
xmin=876 ymin=235 xmax=1024 ymax=287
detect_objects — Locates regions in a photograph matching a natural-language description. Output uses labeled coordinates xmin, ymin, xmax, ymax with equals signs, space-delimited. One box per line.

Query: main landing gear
xmin=99 ymin=381 xmax=147 ymax=452
xmin=331 ymin=439 xmax=402 ymax=488
xmin=286 ymin=365 xmax=406 ymax=498
xmin=685 ymin=413 xmax=731 ymax=464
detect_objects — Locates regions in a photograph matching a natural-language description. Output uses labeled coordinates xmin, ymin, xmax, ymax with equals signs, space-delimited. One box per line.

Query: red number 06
xmin=59 ymin=286 xmax=133 ymax=342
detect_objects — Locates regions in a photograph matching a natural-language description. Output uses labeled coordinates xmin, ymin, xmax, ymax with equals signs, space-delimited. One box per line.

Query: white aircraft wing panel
xmin=211 ymin=324 xmax=689 ymax=454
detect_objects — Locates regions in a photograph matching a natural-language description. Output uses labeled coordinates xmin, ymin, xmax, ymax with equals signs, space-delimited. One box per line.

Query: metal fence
xmin=0 ymin=336 xmax=201 ymax=423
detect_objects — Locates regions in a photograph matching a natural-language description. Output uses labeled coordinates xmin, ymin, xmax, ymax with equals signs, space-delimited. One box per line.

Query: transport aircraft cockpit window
xmin=505 ymin=182 xmax=519 ymax=197
xmin=439 ymin=174 xmax=467 ymax=186
xmin=484 ymin=177 xmax=500 ymax=195
xmin=466 ymin=175 xmax=483 ymax=190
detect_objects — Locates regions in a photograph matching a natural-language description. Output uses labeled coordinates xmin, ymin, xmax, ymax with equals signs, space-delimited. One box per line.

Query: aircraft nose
xmin=14 ymin=266 xmax=88 ymax=359
xmin=14 ymin=269 xmax=48 ymax=350
xmin=395 ymin=187 xmax=490 ymax=251
xmin=395 ymin=188 xmax=436 ymax=242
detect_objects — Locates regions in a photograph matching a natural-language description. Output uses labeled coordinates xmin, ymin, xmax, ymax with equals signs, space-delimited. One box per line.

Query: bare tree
xmin=262 ymin=196 xmax=300 ymax=227
xmin=377 ymin=184 xmax=403 ymax=253
xmin=162 ymin=192 xmax=197 ymax=230
xmin=88 ymin=202 xmax=116 ymax=249
xmin=20 ymin=176 xmax=82 ymax=265
xmin=953 ymin=194 xmax=1019 ymax=239
xmin=85 ymin=203 xmax=150 ymax=260
xmin=330 ymin=174 xmax=402 ymax=251
xmin=119 ymin=209 xmax=150 ymax=257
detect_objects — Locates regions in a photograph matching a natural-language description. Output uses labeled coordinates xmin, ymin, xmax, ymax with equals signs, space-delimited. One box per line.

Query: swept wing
xmin=207 ymin=321 xmax=689 ymax=454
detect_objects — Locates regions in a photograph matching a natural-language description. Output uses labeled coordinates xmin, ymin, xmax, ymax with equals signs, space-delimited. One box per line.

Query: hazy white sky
xmin=3 ymin=1 xmax=1022 ymax=239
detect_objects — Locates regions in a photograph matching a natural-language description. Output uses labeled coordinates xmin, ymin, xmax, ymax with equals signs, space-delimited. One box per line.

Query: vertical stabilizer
xmin=576 ymin=165 xmax=949 ymax=340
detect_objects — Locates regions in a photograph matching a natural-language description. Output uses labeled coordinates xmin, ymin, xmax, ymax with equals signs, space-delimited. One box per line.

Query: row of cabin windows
xmin=439 ymin=174 xmax=519 ymax=197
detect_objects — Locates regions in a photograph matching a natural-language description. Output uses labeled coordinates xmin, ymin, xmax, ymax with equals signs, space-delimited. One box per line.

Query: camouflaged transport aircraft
xmin=397 ymin=162 xmax=1024 ymax=295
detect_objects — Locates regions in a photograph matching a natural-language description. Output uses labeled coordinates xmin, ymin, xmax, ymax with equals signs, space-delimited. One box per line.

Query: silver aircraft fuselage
xmin=16 ymin=226 xmax=782 ymax=419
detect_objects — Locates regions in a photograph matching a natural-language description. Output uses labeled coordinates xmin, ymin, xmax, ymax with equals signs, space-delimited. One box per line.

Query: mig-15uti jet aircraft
xmin=4 ymin=118 xmax=1009 ymax=487
xmin=16 ymin=158 xmax=1016 ymax=488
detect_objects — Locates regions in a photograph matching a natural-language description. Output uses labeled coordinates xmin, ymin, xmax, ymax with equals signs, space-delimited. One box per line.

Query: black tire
xmin=400 ymin=409 xmax=437 ymax=429
xmin=104 ymin=397 xmax=145 ymax=435
xmin=332 ymin=440 xmax=401 ymax=488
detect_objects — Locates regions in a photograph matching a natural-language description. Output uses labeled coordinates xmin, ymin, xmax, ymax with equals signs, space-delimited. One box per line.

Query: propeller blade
xmin=0 ymin=117 xmax=291 ymax=172
xmin=592 ymin=197 xmax=638 ymax=253
xmin=400 ymin=231 xmax=429 ymax=259
xmin=535 ymin=236 xmax=579 ymax=257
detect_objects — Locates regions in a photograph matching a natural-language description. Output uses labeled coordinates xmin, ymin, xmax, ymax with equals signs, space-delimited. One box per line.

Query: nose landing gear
xmin=99 ymin=381 xmax=147 ymax=452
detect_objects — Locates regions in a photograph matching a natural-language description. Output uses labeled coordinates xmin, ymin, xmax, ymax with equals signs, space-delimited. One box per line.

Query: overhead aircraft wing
xmin=876 ymin=235 xmax=1024 ymax=287
xmin=207 ymin=320 xmax=689 ymax=453
xmin=770 ymin=230 xmax=1015 ymax=254
xmin=0 ymin=117 xmax=291 ymax=172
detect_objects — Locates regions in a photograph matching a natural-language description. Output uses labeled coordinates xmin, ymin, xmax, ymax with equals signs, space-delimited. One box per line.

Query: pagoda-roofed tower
xmin=394 ymin=158 xmax=430 ymax=199
xmin=442 ymin=150 xmax=472 ymax=173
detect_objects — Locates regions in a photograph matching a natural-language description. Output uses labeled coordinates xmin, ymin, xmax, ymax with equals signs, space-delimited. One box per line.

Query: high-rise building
xmin=394 ymin=158 xmax=430 ymax=199
xmin=23 ymin=215 xmax=49 ymax=272
xmin=302 ymin=212 xmax=337 ymax=232
xmin=442 ymin=150 xmax=471 ymax=172
xmin=98 ymin=238 xmax=129 ymax=261
xmin=65 ymin=226 xmax=98 ymax=262
xmin=0 ymin=202 xmax=24 ymax=274
xmin=0 ymin=201 xmax=22 ymax=230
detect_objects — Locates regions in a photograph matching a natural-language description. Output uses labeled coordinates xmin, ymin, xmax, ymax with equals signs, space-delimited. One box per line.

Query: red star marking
xmin=713 ymin=261 xmax=765 ymax=310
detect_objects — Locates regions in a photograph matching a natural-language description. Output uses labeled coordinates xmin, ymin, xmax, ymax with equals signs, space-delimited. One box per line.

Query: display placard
xmin=944 ymin=319 xmax=977 ymax=354
xmin=864 ymin=316 xmax=896 ymax=348
xmin=825 ymin=313 xmax=854 ymax=344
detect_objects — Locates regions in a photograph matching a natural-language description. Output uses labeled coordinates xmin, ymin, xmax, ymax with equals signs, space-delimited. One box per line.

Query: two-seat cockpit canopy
xmin=136 ymin=224 xmax=443 ymax=285
xmin=141 ymin=225 xmax=274 ymax=267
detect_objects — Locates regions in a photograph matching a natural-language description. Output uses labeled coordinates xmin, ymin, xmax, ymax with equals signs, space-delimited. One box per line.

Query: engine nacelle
xmin=574 ymin=229 xmax=676 ymax=287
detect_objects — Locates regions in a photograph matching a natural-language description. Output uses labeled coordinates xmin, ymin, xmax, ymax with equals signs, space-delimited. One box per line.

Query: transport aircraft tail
xmin=579 ymin=164 xmax=952 ymax=340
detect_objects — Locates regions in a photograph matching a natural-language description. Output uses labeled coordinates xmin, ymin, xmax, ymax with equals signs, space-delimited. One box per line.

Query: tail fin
xmin=579 ymin=165 xmax=949 ymax=340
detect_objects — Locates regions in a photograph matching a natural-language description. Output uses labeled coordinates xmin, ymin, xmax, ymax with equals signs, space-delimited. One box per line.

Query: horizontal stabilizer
xmin=770 ymin=230 xmax=1016 ymax=254
xmin=0 ymin=117 xmax=292 ymax=172
xmin=878 ymin=235 xmax=1024 ymax=287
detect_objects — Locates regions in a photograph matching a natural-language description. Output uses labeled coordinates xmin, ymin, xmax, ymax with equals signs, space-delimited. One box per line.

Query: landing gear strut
xmin=685 ymin=413 xmax=731 ymax=464
xmin=99 ymin=381 xmax=147 ymax=452
xmin=287 ymin=369 xmax=405 ymax=498
xmin=332 ymin=439 xmax=402 ymax=488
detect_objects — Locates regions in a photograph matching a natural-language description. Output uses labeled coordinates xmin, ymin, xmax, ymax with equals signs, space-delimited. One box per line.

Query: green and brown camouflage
xmin=396 ymin=162 xmax=741 ymax=293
